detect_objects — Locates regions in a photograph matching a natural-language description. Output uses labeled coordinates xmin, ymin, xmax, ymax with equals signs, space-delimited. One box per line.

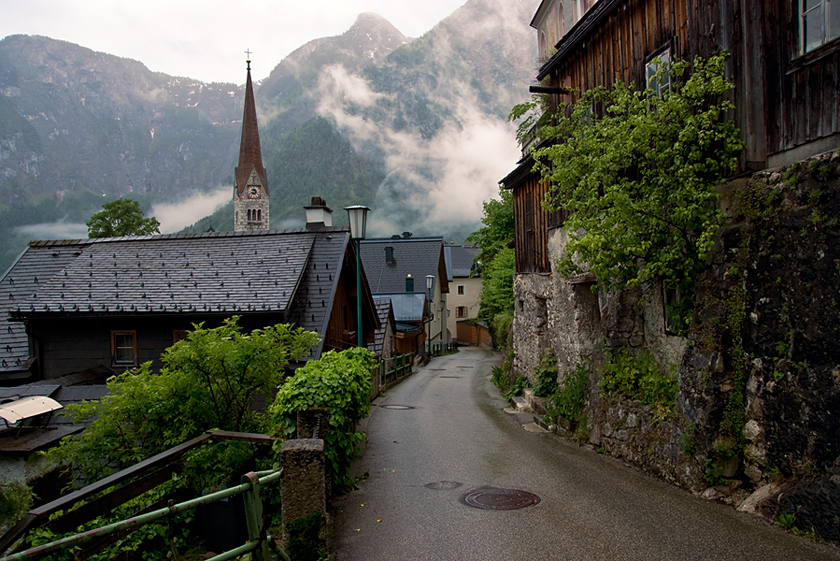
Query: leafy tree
xmin=465 ymin=186 xmax=514 ymax=276
xmin=86 ymin=198 xmax=161 ymax=238
xmin=271 ymin=347 xmax=377 ymax=490
xmin=48 ymin=317 xmax=320 ymax=485
xmin=478 ymin=246 xmax=515 ymax=322
xmin=522 ymin=53 xmax=743 ymax=331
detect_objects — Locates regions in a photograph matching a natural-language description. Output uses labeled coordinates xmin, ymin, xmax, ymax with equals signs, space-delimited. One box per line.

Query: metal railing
xmin=378 ymin=353 xmax=413 ymax=386
xmin=431 ymin=341 xmax=458 ymax=357
xmin=1 ymin=468 xmax=289 ymax=561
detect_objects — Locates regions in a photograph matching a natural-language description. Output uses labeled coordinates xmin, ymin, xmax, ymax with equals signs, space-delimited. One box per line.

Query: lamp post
xmin=345 ymin=205 xmax=370 ymax=348
xmin=426 ymin=274 xmax=435 ymax=357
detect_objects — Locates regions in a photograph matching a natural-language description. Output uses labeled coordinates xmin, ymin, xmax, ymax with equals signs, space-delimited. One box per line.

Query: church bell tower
xmin=234 ymin=56 xmax=269 ymax=231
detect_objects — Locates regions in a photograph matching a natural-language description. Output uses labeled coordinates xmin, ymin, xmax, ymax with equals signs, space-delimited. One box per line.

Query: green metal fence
xmin=0 ymin=468 xmax=289 ymax=561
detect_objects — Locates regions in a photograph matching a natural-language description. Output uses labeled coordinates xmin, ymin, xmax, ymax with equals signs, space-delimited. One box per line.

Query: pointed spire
xmin=236 ymin=59 xmax=267 ymax=197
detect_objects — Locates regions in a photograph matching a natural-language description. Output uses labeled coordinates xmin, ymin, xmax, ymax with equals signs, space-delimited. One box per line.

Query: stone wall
xmin=512 ymin=148 xmax=840 ymax=542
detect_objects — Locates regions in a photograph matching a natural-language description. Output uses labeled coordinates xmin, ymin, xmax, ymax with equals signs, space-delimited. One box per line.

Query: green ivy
xmin=599 ymin=348 xmax=677 ymax=413
xmin=515 ymin=53 xmax=743 ymax=326
xmin=271 ymin=347 xmax=377 ymax=491
xmin=532 ymin=350 xmax=559 ymax=397
xmin=545 ymin=358 xmax=590 ymax=422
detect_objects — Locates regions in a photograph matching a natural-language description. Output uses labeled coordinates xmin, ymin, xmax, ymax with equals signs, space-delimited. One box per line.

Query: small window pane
xmin=829 ymin=0 xmax=840 ymax=41
xmin=804 ymin=9 xmax=824 ymax=51
xmin=115 ymin=334 xmax=135 ymax=363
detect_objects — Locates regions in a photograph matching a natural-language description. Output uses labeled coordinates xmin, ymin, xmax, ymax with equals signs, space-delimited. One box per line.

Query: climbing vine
xmin=514 ymin=53 xmax=743 ymax=332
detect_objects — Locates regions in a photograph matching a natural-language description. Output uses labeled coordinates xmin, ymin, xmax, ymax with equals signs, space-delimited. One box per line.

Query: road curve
xmin=332 ymin=346 xmax=836 ymax=561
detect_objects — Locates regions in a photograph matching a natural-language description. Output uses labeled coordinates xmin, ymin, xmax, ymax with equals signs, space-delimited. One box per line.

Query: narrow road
xmin=332 ymin=347 xmax=836 ymax=560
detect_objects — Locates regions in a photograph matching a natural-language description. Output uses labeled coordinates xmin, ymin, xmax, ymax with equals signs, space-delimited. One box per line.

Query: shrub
xmin=599 ymin=347 xmax=677 ymax=411
xmin=545 ymin=358 xmax=590 ymax=422
xmin=271 ymin=347 xmax=377 ymax=491
xmin=503 ymin=375 xmax=530 ymax=401
xmin=532 ymin=350 xmax=558 ymax=397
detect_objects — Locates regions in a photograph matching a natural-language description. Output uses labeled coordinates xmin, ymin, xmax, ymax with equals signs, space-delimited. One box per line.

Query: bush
xmin=491 ymin=311 xmax=513 ymax=350
xmin=599 ymin=348 xmax=677 ymax=412
xmin=545 ymin=358 xmax=590 ymax=422
xmin=532 ymin=350 xmax=558 ymax=397
xmin=0 ymin=479 xmax=34 ymax=531
xmin=271 ymin=347 xmax=377 ymax=491
xmin=503 ymin=375 xmax=530 ymax=401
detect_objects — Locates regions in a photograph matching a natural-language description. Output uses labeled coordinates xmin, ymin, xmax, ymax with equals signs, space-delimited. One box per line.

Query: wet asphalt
xmin=331 ymin=346 xmax=838 ymax=561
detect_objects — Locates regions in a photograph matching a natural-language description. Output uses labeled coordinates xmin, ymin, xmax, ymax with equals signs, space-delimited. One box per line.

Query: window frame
xmin=172 ymin=329 xmax=190 ymax=345
xmin=456 ymin=306 xmax=468 ymax=319
xmin=111 ymin=330 xmax=138 ymax=366
xmin=645 ymin=46 xmax=672 ymax=99
xmin=457 ymin=285 xmax=465 ymax=295
xmin=800 ymin=0 xmax=840 ymax=55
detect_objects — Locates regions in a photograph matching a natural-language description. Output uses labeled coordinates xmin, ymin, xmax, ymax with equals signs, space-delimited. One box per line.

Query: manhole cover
xmin=459 ymin=486 xmax=541 ymax=510
xmin=379 ymin=404 xmax=415 ymax=410
xmin=438 ymin=375 xmax=461 ymax=379
xmin=424 ymin=481 xmax=462 ymax=490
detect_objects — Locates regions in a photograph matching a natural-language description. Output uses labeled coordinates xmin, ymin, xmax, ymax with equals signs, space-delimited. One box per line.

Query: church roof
xmin=235 ymin=63 xmax=268 ymax=197
xmin=1 ymin=227 xmax=352 ymax=379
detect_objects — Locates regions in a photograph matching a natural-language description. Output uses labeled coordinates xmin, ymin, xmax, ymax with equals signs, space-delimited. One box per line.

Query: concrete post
xmin=280 ymin=439 xmax=326 ymax=550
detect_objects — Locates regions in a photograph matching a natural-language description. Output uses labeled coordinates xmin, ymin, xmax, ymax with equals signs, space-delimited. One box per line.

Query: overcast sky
xmin=0 ymin=0 xmax=470 ymax=84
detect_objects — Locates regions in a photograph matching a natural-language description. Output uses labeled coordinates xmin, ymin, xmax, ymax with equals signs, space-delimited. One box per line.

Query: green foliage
xmin=286 ymin=513 xmax=327 ymax=561
xmin=703 ymin=459 xmax=726 ymax=487
xmin=465 ymin=186 xmax=514 ymax=277
xmin=545 ymin=358 xmax=590 ymax=421
xmin=776 ymin=511 xmax=797 ymax=531
xmin=490 ymin=311 xmax=513 ymax=350
xmin=47 ymin=318 xmax=319 ymax=486
xmin=86 ymin=197 xmax=160 ymax=238
xmin=271 ymin=347 xmax=377 ymax=491
xmin=599 ymin=348 xmax=678 ymax=413
xmin=532 ymin=350 xmax=558 ymax=397
xmin=0 ymin=479 xmax=34 ymax=530
xmin=491 ymin=365 xmax=512 ymax=394
xmin=680 ymin=423 xmax=698 ymax=456
xmin=503 ymin=375 xmax=530 ymax=401
xmin=530 ymin=53 xmax=743 ymax=311
xmin=478 ymin=246 xmax=515 ymax=321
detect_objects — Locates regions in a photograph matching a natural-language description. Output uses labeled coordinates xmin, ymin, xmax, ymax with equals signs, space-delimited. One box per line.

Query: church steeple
xmin=234 ymin=56 xmax=269 ymax=231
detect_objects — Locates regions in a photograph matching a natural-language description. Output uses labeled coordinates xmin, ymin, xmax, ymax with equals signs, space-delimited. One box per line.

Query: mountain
xmin=0 ymin=0 xmax=540 ymax=273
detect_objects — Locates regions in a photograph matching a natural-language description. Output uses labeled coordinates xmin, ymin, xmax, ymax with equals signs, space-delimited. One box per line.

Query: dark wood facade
xmin=505 ymin=0 xmax=840 ymax=275
xmin=538 ymin=0 xmax=839 ymax=166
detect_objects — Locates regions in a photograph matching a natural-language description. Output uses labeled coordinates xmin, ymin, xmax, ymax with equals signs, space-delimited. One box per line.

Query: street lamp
xmin=345 ymin=205 xmax=370 ymax=348
xmin=426 ymin=274 xmax=435 ymax=357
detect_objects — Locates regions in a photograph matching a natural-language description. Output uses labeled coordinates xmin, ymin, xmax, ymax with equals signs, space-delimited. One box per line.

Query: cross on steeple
xmin=245 ymin=48 xmax=252 ymax=70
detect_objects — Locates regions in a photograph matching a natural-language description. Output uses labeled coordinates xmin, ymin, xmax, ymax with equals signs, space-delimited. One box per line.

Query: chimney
xmin=402 ymin=231 xmax=412 ymax=239
xmin=304 ymin=196 xmax=333 ymax=229
xmin=385 ymin=246 xmax=394 ymax=265
xmin=405 ymin=274 xmax=414 ymax=292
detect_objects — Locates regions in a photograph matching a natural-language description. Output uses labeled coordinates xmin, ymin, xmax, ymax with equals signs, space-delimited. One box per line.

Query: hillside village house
xmin=359 ymin=235 xmax=450 ymax=356
xmin=504 ymin=0 xmax=840 ymax=378
xmin=442 ymin=244 xmax=483 ymax=344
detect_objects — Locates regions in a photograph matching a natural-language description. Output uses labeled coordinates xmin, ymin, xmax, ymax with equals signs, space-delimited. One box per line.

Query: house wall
xmin=447 ymin=276 xmax=482 ymax=340
xmin=544 ymin=0 xmax=839 ymax=168
xmin=26 ymin=314 xmax=287 ymax=379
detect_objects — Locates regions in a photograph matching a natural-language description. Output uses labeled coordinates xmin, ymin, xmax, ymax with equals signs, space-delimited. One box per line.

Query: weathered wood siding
xmin=544 ymin=0 xmax=839 ymax=168
xmin=512 ymin=173 xmax=553 ymax=274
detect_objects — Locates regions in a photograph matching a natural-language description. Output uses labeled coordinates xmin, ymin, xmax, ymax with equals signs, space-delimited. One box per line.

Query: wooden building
xmin=0 ymin=214 xmax=379 ymax=383
xmin=505 ymin=0 xmax=840 ymax=273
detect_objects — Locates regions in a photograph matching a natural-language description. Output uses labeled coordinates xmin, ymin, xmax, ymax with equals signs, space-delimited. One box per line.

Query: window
xmin=457 ymin=285 xmax=465 ymax=295
xmin=111 ymin=330 xmax=137 ymax=365
xmin=173 ymin=329 xmax=190 ymax=344
xmin=645 ymin=49 xmax=671 ymax=98
xmin=801 ymin=0 xmax=840 ymax=54
xmin=456 ymin=306 xmax=468 ymax=319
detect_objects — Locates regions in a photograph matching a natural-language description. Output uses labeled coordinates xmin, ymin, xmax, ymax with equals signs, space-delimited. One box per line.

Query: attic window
xmin=111 ymin=330 xmax=137 ymax=366
xmin=800 ymin=0 xmax=840 ymax=54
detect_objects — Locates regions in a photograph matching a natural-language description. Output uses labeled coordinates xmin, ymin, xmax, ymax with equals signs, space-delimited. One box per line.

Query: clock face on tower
xmin=247 ymin=185 xmax=260 ymax=199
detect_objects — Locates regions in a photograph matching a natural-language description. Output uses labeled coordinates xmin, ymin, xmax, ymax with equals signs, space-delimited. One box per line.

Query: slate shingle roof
xmin=368 ymin=297 xmax=394 ymax=358
xmin=1 ymin=227 xmax=351 ymax=378
xmin=444 ymin=244 xmax=480 ymax=279
xmin=359 ymin=237 xmax=446 ymax=295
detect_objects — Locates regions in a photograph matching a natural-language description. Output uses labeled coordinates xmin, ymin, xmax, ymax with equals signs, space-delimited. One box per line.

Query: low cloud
xmin=16 ymin=219 xmax=89 ymax=240
xmin=316 ymin=64 xmax=520 ymax=237
xmin=151 ymin=187 xmax=231 ymax=233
